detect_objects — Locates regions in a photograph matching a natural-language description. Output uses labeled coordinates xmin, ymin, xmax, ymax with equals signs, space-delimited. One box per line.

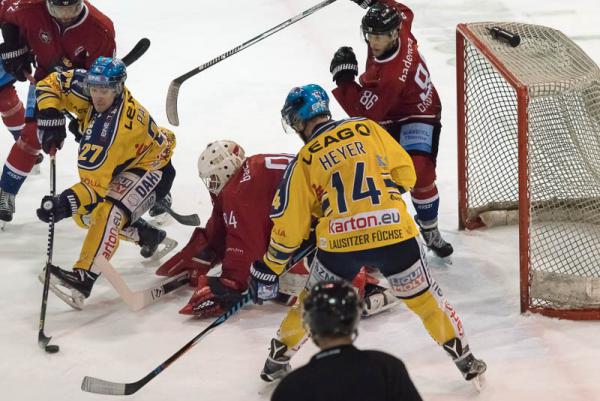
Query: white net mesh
xmin=460 ymin=22 xmax=600 ymax=313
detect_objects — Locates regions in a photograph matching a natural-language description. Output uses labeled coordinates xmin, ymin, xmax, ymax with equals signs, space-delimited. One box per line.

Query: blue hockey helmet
xmin=86 ymin=57 xmax=127 ymax=95
xmin=281 ymin=84 xmax=331 ymax=135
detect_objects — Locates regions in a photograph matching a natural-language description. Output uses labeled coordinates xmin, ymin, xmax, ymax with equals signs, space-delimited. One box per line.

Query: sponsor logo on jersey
xmin=110 ymin=175 xmax=135 ymax=195
xmin=328 ymin=209 xmax=400 ymax=234
xmin=102 ymin=208 xmax=123 ymax=259
xmin=39 ymin=30 xmax=51 ymax=44
xmin=399 ymin=37 xmax=414 ymax=82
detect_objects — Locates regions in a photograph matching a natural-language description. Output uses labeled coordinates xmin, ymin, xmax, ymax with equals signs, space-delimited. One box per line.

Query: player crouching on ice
xmin=35 ymin=56 xmax=176 ymax=309
xmin=156 ymin=141 xmax=397 ymax=318
xmin=248 ymin=84 xmax=486 ymax=386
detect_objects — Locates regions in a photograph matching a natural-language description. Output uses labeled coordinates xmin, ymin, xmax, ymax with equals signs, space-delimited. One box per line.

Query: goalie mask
xmin=197 ymin=140 xmax=246 ymax=195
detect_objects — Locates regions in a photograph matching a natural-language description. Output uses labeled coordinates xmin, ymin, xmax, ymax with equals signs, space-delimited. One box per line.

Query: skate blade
xmin=38 ymin=270 xmax=85 ymax=310
xmin=427 ymin=250 xmax=453 ymax=266
xmin=151 ymin=237 xmax=178 ymax=261
xmin=471 ymin=373 xmax=486 ymax=392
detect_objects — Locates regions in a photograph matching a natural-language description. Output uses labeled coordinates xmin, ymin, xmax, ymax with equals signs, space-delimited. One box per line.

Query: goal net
xmin=456 ymin=22 xmax=600 ymax=320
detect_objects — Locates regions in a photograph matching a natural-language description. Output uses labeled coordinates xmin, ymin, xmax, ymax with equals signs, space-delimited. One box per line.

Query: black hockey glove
xmin=248 ymin=260 xmax=279 ymax=305
xmin=67 ymin=116 xmax=83 ymax=142
xmin=36 ymin=190 xmax=79 ymax=224
xmin=350 ymin=0 xmax=375 ymax=9
xmin=37 ymin=108 xmax=66 ymax=154
xmin=0 ymin=41 xmax=33 ymax=82
xmin=330 ymin=46 xmax=358 ymax=84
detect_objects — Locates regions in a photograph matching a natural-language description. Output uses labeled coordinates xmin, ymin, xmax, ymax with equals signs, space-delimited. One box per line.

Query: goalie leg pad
xmin=155 ymin=227 xmax=218 ymax=285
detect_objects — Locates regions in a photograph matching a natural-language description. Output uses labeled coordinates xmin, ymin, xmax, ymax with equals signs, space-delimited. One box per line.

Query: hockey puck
xmin=45 ymin=344 xmax=59 ymax=353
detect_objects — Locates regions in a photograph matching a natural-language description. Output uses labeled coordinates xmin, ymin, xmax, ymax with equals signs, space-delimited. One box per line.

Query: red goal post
xmin=456 ymin=22 xmax=600 ymax=320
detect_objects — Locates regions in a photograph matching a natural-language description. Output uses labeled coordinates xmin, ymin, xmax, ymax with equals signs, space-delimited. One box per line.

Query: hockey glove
xmin=330 ymin=46 xmax=358 ymax=84
xmin=155 ymin=227 xmax=218 ymax=286
xmin=350 ymin=0 xmax=375 ymax=8
xmin=179 ymin=276 xmax=243 ymax=318
xmin=67 ymin=117 xmax=82 ymax=142
xmin=248 ymin=260 xmax=279 ymax=305
xmin=0 ymin=41 xmax=33 ymax=82
xmin=37 ymin=108 xmax=66 ymax=154
xmin=36 ymin=189 xmax=79 ymax=223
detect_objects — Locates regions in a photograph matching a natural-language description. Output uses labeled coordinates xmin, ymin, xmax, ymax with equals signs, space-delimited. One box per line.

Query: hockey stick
xmin=82 ymin=292 xmax=251 ymax=395
xmin=165 ymin=0 xmax=338 ymax=126
xmin=121 ymin=37 xmax=151 ymax=67
xmin=165 ymin=205 xmax=200 ymax=226
xmin=38 ymin=149 xmax=59 ymax=353
xmin=94 ymin=256 xmax=189 ymax=312
xmin=81 ymin=245 xmax=316 ymax=395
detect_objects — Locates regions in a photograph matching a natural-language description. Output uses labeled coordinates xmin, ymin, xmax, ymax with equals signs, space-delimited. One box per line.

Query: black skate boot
xmin=416 ymin=216 xmax=454 ymax=259
xmin=260 ymin=338 xmax=291 ymax=382
xmin=362 ymin=284 xmax=399 ymax=317
xmin=148 ymin=192 xmax=172 ymax=217
xmin=0 ymin=188 xmax=16 ymax=225
xmin=131 ymin=219 xmax=170 ymax=258
xmin=40 ymin=265 xmax=99 ymax=310
xmin=443 ymin=338 xmax=487 ymax=389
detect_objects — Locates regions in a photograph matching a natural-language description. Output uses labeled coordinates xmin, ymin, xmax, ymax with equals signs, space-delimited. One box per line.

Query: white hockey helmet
xmin=197 ymin=140 xmax=246 ymax=195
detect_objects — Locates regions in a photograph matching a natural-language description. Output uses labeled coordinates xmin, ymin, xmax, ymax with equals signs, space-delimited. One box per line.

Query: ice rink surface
xmin=1 ymin=1 xmax=599 ymax=400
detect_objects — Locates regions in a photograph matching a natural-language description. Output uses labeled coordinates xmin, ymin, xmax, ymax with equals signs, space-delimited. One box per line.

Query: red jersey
xmin=332 ymin=0 xmax=441 ymax=125
xmin=1 ymin=0 xmax=115 ymax=80
xmin=204 ymin=154 xmax=294 ymax=288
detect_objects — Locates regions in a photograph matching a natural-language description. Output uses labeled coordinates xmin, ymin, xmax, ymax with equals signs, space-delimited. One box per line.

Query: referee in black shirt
xmin=271 ymin=280 xmax=422 ymax=401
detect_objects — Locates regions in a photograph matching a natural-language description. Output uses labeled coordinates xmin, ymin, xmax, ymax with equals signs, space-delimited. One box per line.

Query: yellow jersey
xmin=36 ymin=69 xmax=175 ymax=211
xmin=264 ymin=117 xmax=418 ymax=274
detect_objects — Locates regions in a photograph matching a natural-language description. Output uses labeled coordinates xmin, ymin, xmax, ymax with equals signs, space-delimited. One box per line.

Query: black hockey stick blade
xmin=166 ymin=206 xmax=201 ymax=226
xmin=121 ymin=38 xmax=151 ymax=67
xmin=81 ymin=293 xmax=252 ymax=395
xmin=165 ymin=0 xmax=337 ymax=126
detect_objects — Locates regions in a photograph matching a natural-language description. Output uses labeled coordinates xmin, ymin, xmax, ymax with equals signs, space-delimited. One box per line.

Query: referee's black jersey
xmin=271 ymin=344 xmax=422 ymax=401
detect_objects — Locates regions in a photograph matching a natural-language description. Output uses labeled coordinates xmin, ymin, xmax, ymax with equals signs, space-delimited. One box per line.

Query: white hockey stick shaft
xmin=95 ymin=256 xmax=189 ymax=311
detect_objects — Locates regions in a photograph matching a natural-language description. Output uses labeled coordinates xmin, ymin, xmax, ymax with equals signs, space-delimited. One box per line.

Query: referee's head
xmin=302 ymin=280 xmax=364 ymax=347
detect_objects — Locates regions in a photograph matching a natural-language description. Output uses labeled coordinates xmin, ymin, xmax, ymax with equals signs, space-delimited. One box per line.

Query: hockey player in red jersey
xmin=331 ymin=0 xmax=453 ymax=260
xmin=156 ymin=140 xmax=300 ymax=318
xmin=0 ymin=0 xmax=115 ymax=224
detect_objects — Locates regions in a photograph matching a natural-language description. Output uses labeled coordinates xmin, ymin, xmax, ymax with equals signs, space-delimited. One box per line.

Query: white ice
xmin=1 ymin=0 xmax=599 ymax=400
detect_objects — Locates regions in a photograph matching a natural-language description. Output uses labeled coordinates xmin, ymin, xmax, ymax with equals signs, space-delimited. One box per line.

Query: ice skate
xmin=260 ymin=338 xmax=291 ymax=382
xmin=134 ymin=219 xmax=178 ymax=260
xmin=0 ymin=189 xmax=15 ymax=228
xmin=416 ymin=216 xmax=454 ymax=262
xmin=362 ymin=284 xmax=399 ymax=317
xmin=456 ymin=353 xmax=487 ymax=391
xmin=38 ymin=265 xmax=98 ymax=310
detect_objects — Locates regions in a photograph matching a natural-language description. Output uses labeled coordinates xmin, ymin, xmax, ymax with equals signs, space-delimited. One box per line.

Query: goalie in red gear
xmin=157 ymin=140 xmax=398 ymax=318
xmin=156 ymin=141 xmax=302 ymax=318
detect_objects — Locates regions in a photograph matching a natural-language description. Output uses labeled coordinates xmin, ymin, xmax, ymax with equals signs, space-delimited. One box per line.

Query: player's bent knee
xmin=106 ymin=169 xmax=163 ymax=223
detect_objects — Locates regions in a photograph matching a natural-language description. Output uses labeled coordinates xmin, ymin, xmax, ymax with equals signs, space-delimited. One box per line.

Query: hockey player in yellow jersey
xmin=248 ymin=84 xmax=486 ymax=385
xmin=34 ymin=56 xmax=176 ymax=309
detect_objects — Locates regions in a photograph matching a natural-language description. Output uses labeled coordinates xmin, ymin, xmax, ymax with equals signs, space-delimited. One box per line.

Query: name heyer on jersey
xmin=318 ymin=140 xmax=366 ymax=171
